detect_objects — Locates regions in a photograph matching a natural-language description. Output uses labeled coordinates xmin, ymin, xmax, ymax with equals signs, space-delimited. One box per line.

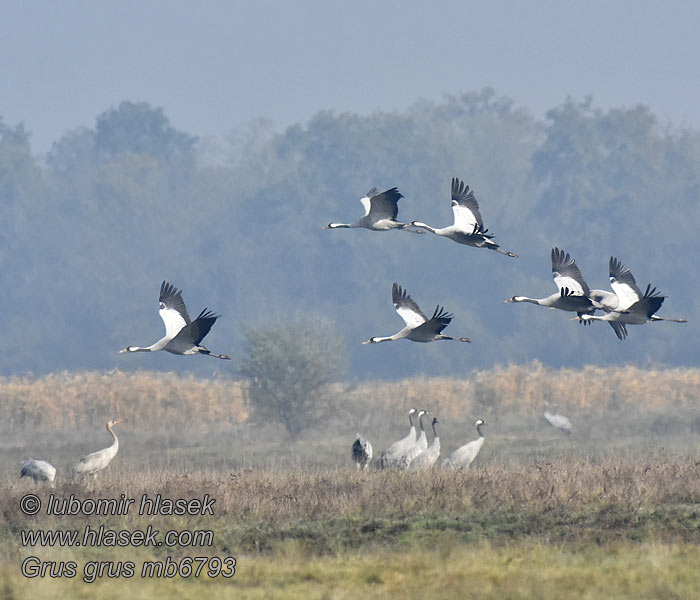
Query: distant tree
xmin=238 ymin=316 xmax=348 ymax=438
xmin=530 ymin=98 xmax=661 ymax=221
xmin=94 ymin=101 xmax=197 ymax=162
xmin=0 ymin=118 xmax=47 ymax=244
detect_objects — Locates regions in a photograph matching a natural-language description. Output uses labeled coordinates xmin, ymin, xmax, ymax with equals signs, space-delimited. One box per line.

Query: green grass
xmin=2 ymin=541 xmax=699 ymax=599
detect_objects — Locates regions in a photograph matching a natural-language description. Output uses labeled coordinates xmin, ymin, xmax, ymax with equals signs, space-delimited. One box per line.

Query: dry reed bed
xmin=1 ymin=364 xmax=699 ymax=432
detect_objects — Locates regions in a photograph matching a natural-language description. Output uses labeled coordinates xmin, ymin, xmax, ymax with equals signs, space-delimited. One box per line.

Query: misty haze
xmin=2 ymin=2 xmax=699 ymax=598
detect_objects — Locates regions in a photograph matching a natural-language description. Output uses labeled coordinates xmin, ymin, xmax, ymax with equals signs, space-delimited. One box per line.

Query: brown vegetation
xmin=4 ymin=457 xmax=699 ymax=558
xmin=1 ymin=363 xmax=699 ymax=433
xmin=0 ymin=370 xmax=247 ymax=431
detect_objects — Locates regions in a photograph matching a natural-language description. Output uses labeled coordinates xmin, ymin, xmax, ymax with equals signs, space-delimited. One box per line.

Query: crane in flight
xmin=120 ymin=281 xmax=230 ymax=359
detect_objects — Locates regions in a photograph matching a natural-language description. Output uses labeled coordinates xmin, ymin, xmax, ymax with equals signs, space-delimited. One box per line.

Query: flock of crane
xmin=331 ymin=177 xmax=685 ymax=470
xmin=352 ymin=404 xmax=574 ymax=471
xmin=353 ymin=409 xmax=488 ymax=471
xmin=21 ymin=420 xmax=122 ymax=484
xmin=19 ymin=176 xmax=686 ymax=483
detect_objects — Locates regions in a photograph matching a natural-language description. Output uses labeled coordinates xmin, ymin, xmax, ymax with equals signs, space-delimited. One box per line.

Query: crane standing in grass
xmin=380 ymin=408 xmax=417 ymax=468
xmin=443 ymin=419 xmax=486 ymax=469
xmin=74 ymin=420 xmax=122 ymax=477
xmin=398 ymin=410 xmax=429 ymax=469
xmin=21 ymin=459 xmax=56 ymax=484
xmin=352 ymin=433 xmax=373 ymax=470
xmin=409 ymin=417 xmax=441 ymax=470
xmin=543 ymin=403 xmax=573 ymax=434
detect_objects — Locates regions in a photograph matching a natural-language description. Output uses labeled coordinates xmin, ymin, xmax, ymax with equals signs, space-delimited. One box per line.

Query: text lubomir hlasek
xmin=43 ymin=494 xmax=215 ymax=516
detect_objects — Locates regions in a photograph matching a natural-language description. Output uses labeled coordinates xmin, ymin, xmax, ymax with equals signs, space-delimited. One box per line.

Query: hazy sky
xmin=2 ymin=1 xmax=700 ymax=154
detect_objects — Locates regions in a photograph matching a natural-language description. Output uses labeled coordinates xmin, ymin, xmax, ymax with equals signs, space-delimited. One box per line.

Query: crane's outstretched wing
xmin=159 ymin=281 xmax=191 ymax=339
xmin=450 ymin=178 xmax=484 ymax=232
xmin=608 ymin=257 xmax=643 ymax=310
xmin=392 ymin=283 xmax=427 ymax=328
xmin=173 ymin=308 xmax=219 ymax=346
xmin=361 ymin=187 xmax=403 ymax=220
xmin=551 ymin=248 xmax=590 ymax=296
xmin=630 ymin=284 xmax=665 ymax=319
xmin=609 ymin=321 xmax=628 ymax=340
xmin=414 ymin=305 xmax=452 ymax=336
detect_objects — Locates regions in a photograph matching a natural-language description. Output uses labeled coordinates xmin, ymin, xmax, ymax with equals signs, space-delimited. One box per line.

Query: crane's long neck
xmin=107 ymin=424 xmax=119 ymax=451
xmin=492 ymin=246 xmax=519 ymax=258
xmin=432 ymin=421 xmax=439 ymax=439
xmin=327 ymin=222 xmax=357 ymax=229
xmin=407 ymin=412 xmax=417 ymax=440
xmin=650 ymin=315 xmax=688 ymax=323
xmin=579 ymin=314 xmax=608 ymax=322
xmin=511 ymin=296 xmax=545 ymax=306
xmin=437 ymin=334 xmax=471 ymax=342
xmin=411 ymin=221 xmax=440 ymax=235
xmin=370 ymin=330 xmax=408 ymax=343
xmin=476 ymin=423 xmax=484 ymax=438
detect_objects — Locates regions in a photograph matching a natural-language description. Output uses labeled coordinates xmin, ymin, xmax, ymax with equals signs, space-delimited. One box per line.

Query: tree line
xmin=0 ymin=90 xmax=698 ymax=380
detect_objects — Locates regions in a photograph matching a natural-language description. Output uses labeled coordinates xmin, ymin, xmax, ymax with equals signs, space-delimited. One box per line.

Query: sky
xmin=2 ymin=1 xmax=700 ymax=155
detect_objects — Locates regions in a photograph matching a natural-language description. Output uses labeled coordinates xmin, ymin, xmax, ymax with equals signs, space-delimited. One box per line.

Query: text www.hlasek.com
xmin=19 ymin=493 xmax=235 ymax=582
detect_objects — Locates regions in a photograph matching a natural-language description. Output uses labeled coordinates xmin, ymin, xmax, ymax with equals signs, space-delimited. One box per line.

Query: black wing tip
xmin=368 ymin=186 xmax=403 ymax=200
xmin=195 ymin=308 xmax=220 ymax=322
xmin=643 ymin=283 xmax=665 ymax=300
xmin=609 ymin=256 xmax=635 ymax=283
xmin=611 ymin=321 xmax=628 ymax=340
xmin=551 ymin=247 xmax=572 ymax=269
xmin=392 ymin=282 xmax=408 ymax=303
xmin=159 ymin=280 xmax=183 ymax=302
xmin=431 ymin=305 xmax=453 ymax=323
xmin=384 ymin=187 xmax=404 ymax=201
xmin=450 ymin=177 xmax=476 ymax=203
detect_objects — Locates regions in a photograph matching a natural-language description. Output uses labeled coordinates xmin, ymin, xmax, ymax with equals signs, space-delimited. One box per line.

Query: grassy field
xmin=1 ymin=367 xmax=699 ymax=598
xmin=2 ymin=457 xmax=699 ymax=599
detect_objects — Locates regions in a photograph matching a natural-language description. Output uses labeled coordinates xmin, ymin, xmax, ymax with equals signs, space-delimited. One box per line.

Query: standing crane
xmin=379 ymin=408 xmax=417 ymax=468
xmin=409 ymin=417 xmax=441 ymax=469
xmin=364 ymin=283 xmax=471 ymax=344
xmin=411 ymin=178 xmax=517 ymax=257
xmin=73 ymin=420 xmax=122 ymax=477
xmin=20 ymin=459 xmax=56 ymax=484
xmin=352 ymin=433 xmax=373 ymax=470
xmin=119 ymin=281 xmax=230 ymax=359
xmin=443 ymin=419 xmax=486 ymax=469
xmin=543 ymin=403 xmax=573 ymax=434
xmin=397 ymin=410 xmax=429 ymax=468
